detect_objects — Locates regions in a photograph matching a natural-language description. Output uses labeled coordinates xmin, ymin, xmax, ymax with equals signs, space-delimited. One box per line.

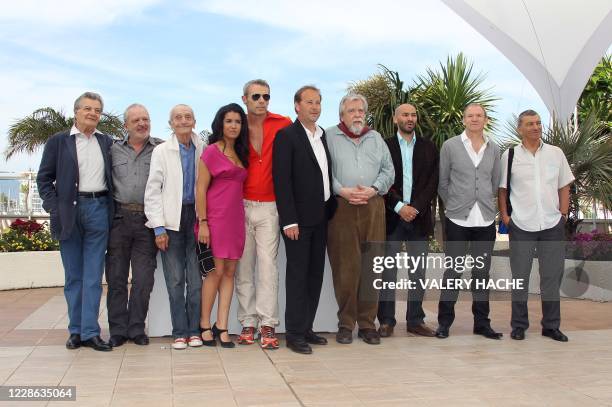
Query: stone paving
xmin=1 ymin=287 xmax=611 ymax=406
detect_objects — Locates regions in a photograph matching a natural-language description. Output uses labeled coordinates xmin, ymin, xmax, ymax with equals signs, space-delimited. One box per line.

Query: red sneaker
xmin=259 ymin=326 xmax=279 ymax=349
xmin=239 ymin=327 xmax=256 ymax=345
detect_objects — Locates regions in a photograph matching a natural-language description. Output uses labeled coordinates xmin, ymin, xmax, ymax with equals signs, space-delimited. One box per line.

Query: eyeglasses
xmin=250 ymin=93 xmax=270 ymax=101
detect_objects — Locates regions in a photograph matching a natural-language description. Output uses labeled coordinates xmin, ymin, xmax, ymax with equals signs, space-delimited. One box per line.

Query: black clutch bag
xmin=196 ymin=242 xmax=215 ymax=278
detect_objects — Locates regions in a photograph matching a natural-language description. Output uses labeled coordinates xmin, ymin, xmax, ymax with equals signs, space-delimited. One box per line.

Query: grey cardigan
xmin=438 ymin=135 xmax=500 ymax=222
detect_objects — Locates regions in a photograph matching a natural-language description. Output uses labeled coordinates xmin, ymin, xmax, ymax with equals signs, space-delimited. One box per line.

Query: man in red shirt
xmin=236 ymin=79 xmax=291 ymax=349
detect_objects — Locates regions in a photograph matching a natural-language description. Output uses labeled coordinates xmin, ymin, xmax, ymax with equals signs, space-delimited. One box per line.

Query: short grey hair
xmin=168 ymin=104 xmax=195 ymax=123
xmin=243 ymin=79 xmax=270 ymax=96
xmin=339 ymin=93 xmax=368 ymax=118
xmin=74 ymin=92 xmax=104 ymax=113
xmin=462 ymin=103 xmax=487 ymax=118
xmin=517 ymin=109 xmax=539 ymax=127
xmin=123 ymin=103 xmax=148 ymax=123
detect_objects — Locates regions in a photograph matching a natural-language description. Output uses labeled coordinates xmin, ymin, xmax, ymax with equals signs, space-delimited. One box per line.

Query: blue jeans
xmin=59 ymin=196 xmax=109 ymax=341
xmin=160 ymin=204 xmax=201 ymax=338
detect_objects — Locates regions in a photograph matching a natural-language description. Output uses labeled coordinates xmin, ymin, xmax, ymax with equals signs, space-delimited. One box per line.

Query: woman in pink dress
xmin=195 ymin=103 xmax=248 ymax=348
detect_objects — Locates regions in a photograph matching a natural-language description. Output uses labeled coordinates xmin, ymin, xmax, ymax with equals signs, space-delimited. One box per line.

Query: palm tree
xmin=5 ymin=107 xmax=124 ymax=159
xmin=412 ymin=53 xmax=499 ymax=150
xmin=411 ymin=53 xmax=498 ymax=240
xmin=497 ymin=110 xmax=612 ymax=236
xmin=577 ymin=54 xmax=611 ymax=136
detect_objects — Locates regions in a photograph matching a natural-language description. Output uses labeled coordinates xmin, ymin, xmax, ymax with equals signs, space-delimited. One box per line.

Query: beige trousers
xmin=235 ymin=200 xmax=280 ymax=328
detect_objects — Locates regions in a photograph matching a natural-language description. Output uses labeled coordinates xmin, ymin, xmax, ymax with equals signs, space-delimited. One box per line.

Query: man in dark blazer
xmin=273 ymin=85 xmax=337 ymax=354
xmin=378 ymin=103 xmax=439 ymax=338
xmin=37 ymin=91 xmax=114 ymax=352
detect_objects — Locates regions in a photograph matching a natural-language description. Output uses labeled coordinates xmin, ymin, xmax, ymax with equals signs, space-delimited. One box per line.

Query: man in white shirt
xmin=37 ymin=92 xmax=114 ymax=351
xmin=436 ymin=103 xmax=503 ymax=340
xmin=273 ymin=85 xmax=337 ymax=354
xmin=499 ymin=109 xmax=574 ymax=342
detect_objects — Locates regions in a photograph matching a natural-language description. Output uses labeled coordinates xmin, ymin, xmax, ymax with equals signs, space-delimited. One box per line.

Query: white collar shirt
xmin=302 ymin=123 xmax=331 ymax=201
xmin=500 ymin=141 xmax=574 ymax=232
xmin=449 ymin=131 xmax=493 ymax=227
xmin=70 ymin=125 xmax=107 ymax=192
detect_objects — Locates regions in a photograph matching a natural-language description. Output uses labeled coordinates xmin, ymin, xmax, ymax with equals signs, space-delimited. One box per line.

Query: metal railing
xmin=0 ymin=172 xmax=49 ymax=229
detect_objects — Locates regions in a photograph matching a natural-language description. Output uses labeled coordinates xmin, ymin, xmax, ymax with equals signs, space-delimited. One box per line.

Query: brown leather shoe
xmin=406 ymin=323 xmax=436 ymax=337
xmin=378 ymin=323 xmax=394 ymax=338
xmin=358 ymin=329 xmax=381 ymax=345
xmin=336 ymin=327 xmax=353 ymax=344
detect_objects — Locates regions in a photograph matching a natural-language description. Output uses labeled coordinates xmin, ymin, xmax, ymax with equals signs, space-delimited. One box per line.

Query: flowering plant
xmin=566 ymin=230 xmax=612 ymax=261
xmin=0 ymin=219 xmax=59 ymax=252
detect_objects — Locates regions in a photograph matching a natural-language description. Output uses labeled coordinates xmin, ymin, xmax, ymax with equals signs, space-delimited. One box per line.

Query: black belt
xmin=78 ymin=191 xmax=108 ymax=198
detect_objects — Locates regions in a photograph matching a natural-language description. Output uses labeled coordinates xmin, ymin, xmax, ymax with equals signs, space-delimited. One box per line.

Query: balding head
xmin=169 ymin=104 xmax=196 ymax=138
xmin=394 ymin=103 xmax=418 ymax=136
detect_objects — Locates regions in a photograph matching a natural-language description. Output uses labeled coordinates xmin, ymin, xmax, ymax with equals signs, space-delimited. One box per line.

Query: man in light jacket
xmin=144 ymin=104 xmax=204 ymax=350
xmin=436 ymin=103 xmax=503 ymax=340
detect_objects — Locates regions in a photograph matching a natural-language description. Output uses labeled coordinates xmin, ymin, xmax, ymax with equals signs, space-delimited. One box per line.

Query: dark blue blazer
xmin=36 ymin=130 xmax=114 ymax=240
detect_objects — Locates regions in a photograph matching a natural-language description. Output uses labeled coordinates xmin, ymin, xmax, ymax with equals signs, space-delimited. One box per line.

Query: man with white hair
xmin=105 ymin=104 xmax=163 ymax=347
xmin=325 ymin=93 xmax=394 ymax=345
xmin=37 ymin=91 xmax=114 ymax=352
xmin=145 ymin=104 xmax=204 ymax=350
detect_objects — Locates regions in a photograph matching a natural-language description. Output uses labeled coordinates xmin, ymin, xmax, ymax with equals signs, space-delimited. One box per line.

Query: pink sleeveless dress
xmin=198 ymin=145 xmax=247 ymax=259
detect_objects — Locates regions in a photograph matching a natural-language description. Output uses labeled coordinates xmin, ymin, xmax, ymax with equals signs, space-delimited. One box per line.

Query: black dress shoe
xmin=109 ymin=335 xmax=128 ymax=347
xmin=357 ymin=329 xmax=380 ymax=345
xmin=542 ymin=328 xmax=568 ymax=342
xmin=336 ymin=328 xmax=353 ymax=344
xmin=287 ymin=338 xmax=312 ymax=354
xmin=473 ymin=326 xmax=503 ymax=340
xmin=81 ymin=336 xmax=113 ymax=352
xmin=305 ymin=330 xmax=328 ymax=345
xmin=435 ymin=327 xmax=449 ymax=339
xmin=378 ymin=323 xmax=394 ymax=338
xmin=132 ymin=334 xmax=150 ymax=346
xmin=66 ymin=334 xmax=81 ymax=350
xmin=511 ymin=328 xmax=525 ymax=340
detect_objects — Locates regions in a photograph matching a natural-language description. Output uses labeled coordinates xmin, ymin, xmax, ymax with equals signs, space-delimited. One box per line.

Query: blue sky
xmin=0 ymin=0 xmax=576 ymax=173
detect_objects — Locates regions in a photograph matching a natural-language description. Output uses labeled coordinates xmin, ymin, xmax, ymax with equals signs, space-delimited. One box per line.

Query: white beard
xmin=349 ymin=122 xmax=364 ymax=134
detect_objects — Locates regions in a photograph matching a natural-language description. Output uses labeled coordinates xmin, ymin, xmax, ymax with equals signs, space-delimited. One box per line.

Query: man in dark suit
xmin=378 ymin=103 xmax=439 ymax=338
xmin=273 ymin=85 xmax=337 ymax=354
xmin=37 ymin=92 xmax=114 ymax=352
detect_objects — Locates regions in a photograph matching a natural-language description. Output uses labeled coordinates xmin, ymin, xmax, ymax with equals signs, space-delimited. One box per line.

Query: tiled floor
xmin=1 ymin=287 xmax=611 ymax=406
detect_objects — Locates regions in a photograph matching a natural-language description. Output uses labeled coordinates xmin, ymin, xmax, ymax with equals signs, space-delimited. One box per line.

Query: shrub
xmin=566 ymin=230 xmax=612 ymax=261
xmin=0 ymin=219 xmax=59 ymax=252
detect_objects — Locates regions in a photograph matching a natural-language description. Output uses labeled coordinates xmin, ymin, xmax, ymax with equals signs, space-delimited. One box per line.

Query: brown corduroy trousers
xmin=327 ymin=195 xmax=386 ymax=330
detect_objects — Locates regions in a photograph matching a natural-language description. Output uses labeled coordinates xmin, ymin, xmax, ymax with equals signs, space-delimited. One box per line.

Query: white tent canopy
xmin=442 ymin=0 xmax=612 ymax=121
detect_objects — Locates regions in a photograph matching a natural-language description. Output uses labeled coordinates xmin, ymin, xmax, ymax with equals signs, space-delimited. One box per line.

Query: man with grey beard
xmin=325 ymin=93 xmax=394 ymax=345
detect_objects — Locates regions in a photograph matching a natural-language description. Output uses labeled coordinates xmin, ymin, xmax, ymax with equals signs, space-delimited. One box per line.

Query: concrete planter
xmin=0 ymin=251 xmax=112 ymax=290
xmin=421 ymin=254 xmax=611 ymax=302
xmin=0 ymin=251 xmax=64 ymax=290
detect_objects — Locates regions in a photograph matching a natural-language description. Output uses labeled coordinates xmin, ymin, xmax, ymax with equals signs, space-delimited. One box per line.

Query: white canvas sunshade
xmin=442 ymin=0 xmax=612 ymax=120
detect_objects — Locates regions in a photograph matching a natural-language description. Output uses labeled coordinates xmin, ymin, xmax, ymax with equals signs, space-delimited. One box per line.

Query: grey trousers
xmin=509 ymin=218 xmax=566 ymax=330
